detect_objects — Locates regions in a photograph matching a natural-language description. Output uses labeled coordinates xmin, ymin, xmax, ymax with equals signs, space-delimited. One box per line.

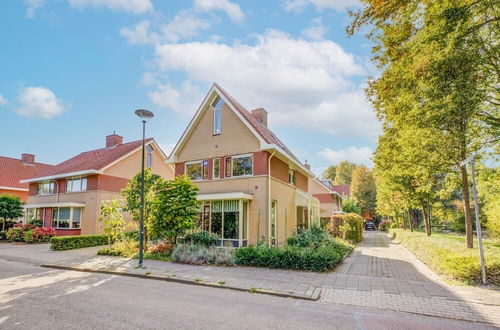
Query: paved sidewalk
xmin=1 ymin=232 xmax=499 ymax=325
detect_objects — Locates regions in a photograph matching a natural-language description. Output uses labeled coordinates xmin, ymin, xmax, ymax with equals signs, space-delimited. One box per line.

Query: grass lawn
xmin=389 ymin=229 xmax=500 ymax=286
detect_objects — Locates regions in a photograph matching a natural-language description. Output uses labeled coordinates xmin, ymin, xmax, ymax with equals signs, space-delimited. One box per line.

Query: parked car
xmin=364 ymin=221 xmax=376 ymax=231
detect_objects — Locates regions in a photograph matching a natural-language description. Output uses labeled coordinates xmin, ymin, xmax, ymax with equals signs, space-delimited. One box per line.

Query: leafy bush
xmin=379 ymin=219 xmax=392 ymax=231
xmin=123 ymin=231 xmax=139 ymax=240
xmin=172 ymin=244 xmax=235 ymax=266
xmin=23 ymin=227 xmax=55 ymax=243
xmin=28 ymin=219 xmax=43 ymax=227
xmin=326 ymin=213 xmax=364 ymax=243
xmin=6 ymin=224 xmax=35 ymax=242
xmin=390 ymin=229 xmax=500 ymax=286
xmin=234 ymin=244 xmax=347 ymax=272
xmin=183 ymin=230 xmax=219 ymax=247
xmin=0 ymin=231 xmax=6 ymax=240
xmin=342 ymin=197 xmax=362 ymax=214
xmin=147 ymin=241 xmax=174 ymax=256
xmin=51 ymin=235 xmax=108 ymax=250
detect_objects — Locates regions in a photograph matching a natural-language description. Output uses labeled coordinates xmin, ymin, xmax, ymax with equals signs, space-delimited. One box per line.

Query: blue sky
xmin=0 ymin=0 xmax=378 ymax=176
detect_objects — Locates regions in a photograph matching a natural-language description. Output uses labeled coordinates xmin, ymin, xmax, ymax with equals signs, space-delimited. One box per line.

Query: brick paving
xmin=1 ymin=232 xmax=499 ymax=325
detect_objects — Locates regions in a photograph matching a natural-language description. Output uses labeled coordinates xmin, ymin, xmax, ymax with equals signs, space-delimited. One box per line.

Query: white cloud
xmin=151 ymin=30 xmax=379 ymax=138
xmin=161 ymin=11 xmax=210 ymax=43
xmin=15 ymin=87 xmax=69 ymax=119
xmin=24 ymin=0 xmax=45 ymax=18
xmin=283 ymin=0 xmax=360 ymax=12
xmin=148 ymin=81 xmax=204 ymax=114
xmin=301 ymin=17 xmax=326 ymax=40
xmin=318 ymin=146 xmax=373 ymax=167
xmin=68 ymin=0 xmax=152 ymax=14
xmin=0 ymin=94 xmax=7 ymax=106
xmin=120 ymin=12 xmax=210 ymax=45
xmin=194 ymin=0 xmax=245 ymax=23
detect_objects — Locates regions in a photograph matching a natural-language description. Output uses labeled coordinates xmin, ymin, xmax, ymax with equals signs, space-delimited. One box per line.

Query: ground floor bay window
xmin=52 ymin=207 xmax=82 ymax=229
xmin=196 ymin=196 xmax=250 ymax=247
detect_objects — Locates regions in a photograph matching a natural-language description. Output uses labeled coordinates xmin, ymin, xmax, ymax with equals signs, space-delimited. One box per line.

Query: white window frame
xmin=52 ymin=207 xmax=83 ymax=229
xmin=231 ymin=153 xmax=253 ymax=177
xmin=288 ymin=168 xmax=296 ymax=186
xmin=213 ymin=158 xmax=220 ymax=180
xmin=185 ymin=160 xmax=208 ymax=181
xmin=66 ymin=177 xmax=87 ymax=193
xmin=212 ymin=96 xmax=223 ymax=135
xmin=37 ymin=180 xmax=55 ymax=196
xmin=146 ymin=145 xmax=154 ymax=168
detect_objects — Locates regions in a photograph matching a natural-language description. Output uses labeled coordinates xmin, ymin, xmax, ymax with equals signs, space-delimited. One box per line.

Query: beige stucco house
xmin=168 ymin=83 xmax=320 ymax=247
xmin=308 ymin=177 xmax=344 ymax=221
xmin=21 ymin=135 xmax=173 ymax=236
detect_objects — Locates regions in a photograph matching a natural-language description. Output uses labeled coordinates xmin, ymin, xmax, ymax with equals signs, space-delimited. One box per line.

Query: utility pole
xmin=460 ymin=153 xmax=486 ymax=284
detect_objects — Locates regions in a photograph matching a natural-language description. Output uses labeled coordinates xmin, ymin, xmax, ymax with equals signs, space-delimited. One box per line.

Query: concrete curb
xmin=41 ymin=264 xmax=320 ymax=301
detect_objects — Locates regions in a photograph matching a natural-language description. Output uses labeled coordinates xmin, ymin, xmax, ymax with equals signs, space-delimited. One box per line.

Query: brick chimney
xmin=251 ymin=108 xmax=268 ymax=127
xmin=21 ymin=153 xmax=35 ymax=165
xmin=304 ymin=163 xmax=311 ymax=170
xmin=106 ymin=134 xmax=123 ymax=148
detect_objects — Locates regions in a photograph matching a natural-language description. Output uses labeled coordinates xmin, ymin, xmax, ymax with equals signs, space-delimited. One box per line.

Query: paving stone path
xmin=319 ymin=231 xmax=500 ymax=325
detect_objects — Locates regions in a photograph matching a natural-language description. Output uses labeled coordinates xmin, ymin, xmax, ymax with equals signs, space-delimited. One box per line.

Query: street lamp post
xmin=460 ymin=153 xmax=486 ymax=284
xmin=134 ymin=109 xmax=154 ymax=268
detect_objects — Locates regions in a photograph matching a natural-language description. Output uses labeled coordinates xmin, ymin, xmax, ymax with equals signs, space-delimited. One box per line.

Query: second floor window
xmin=212 ymin=96 xmax=224 ymax=135
xmin=232 ymin=154 xmax=253 ymax=177
xmin=213 ymin=158 xmax=220 ymax=179
xmin=37 ymin=181 xmax=55 ymax=195
xmin=185 ymin=160 xmax=209 ymax=181
xmin=67 ymin=177 xmax=87 ymax=192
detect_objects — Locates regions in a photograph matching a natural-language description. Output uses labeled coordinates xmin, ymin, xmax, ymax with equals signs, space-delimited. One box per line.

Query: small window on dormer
xmin=212 ymin=96 xmax=224 ymax=135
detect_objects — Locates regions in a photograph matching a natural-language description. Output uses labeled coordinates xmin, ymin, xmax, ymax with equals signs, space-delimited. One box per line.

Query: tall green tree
xmin=122 ymin=168 xmax=163 ymax=250
xmin=99 ymin=200 xmax=126 ymax=247
xmin=0 ymin=195 xmax=24 ymax=231
xmin=332 ymin=161 xmax=357 ymax=185
xmin=322 ymin=165 xmax=337 ymax=182
xmin=351 ymin=166 xmax=377 ymax=215
xmin=349 ymin=0 xmax=499 ymax=247
xmin=151 ymin=175 xmax=199 ymax=244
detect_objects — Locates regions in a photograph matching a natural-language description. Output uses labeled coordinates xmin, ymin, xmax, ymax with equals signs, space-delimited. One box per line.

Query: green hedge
xmin=390 ymin=229 xmax=500 ymax=286
xmin=327 ymin=213 xmax=364 ymax=243
xmin=234 ymin=244 xmax=346 ymax=272
xmin=50 ymin=235 xmax=108 ymax=250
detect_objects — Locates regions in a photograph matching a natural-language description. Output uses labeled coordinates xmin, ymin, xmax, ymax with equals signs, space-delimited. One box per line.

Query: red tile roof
xmin=0 ymin=156 xmax=54 ymax=190
xmin=332 ymin=184 xmax=350 ymax=197
xmin=214 ymin=83 xmax=301 ymax=162
xmin=29 ymin=139 xmax=153 ymax=180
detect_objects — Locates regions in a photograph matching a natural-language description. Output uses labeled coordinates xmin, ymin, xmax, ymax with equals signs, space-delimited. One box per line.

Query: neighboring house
xmin=0 ymin=154 xmax=53 ymax=201
xmin=308 ymin=177 xmax=343 ymax=221
xmin=168 ymin=83 xmax=320 ymax=247
xmin=21 ymin=134 xmax=173 ymax=236
xmin=331 ymin=184 xmax=350 ymax=198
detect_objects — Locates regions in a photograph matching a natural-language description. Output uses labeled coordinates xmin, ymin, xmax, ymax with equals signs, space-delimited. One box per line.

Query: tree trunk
xmin=408 ymin=210 xmax=414 ymax=232
xmin=421 ymin=202 xmax=431 ymax=236
xmin=460 ymin=165 xmax=474 ymax=248
xmin=2 ymin=218 xmax=5 ymax=232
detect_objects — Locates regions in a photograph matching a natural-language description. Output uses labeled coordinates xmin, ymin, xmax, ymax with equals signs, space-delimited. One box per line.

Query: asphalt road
xmin=0 ymin=259 xmax=494 ymax=330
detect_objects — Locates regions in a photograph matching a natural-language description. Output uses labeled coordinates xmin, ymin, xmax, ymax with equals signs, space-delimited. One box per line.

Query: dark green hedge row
xmin=234 ymin=244 xmax=348 ymax=272
xmin=50 ymin=235 xmax=108 ymax=250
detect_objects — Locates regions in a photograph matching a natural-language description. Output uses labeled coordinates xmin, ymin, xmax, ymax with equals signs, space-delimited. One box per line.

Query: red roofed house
xmin=0 ymin=154 xmax=54 ymax=201
xmin=331 ymin=184 xmax=350 ymax=198
xmin=21 ymin=134 xmax=173 ymax=236
xmin=168 ymin=83 xmax=320 ymax=247
xmin=308 ymin=177 xmax=344 ymax=221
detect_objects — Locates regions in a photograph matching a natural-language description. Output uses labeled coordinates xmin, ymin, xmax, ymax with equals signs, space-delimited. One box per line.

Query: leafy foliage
xmin=351 ymin=166 xmax=377 ymax=214
xmin=99 ymin=200 xmax=126 ymax=246
xmin=171 ymin=244 xmax=235 ymax=266
xmin=0 ymin=195 xmax=24 ymax=231
xmin=342 ymin=197 xmax=361 ymax=214
xmin=183 ymin=230 xmax=219 ymax=247
xmin=150 ymin=175 xmax=199 ymax=243
xmin=326 ymin=213 xmax=364 ymax=243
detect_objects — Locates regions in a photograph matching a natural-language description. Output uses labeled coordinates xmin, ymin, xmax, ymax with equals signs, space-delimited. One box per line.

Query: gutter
xmin=20 ymin=169 xmax=102 ymax=183
xmin=268 ymin=150 xmax=276 ymax=247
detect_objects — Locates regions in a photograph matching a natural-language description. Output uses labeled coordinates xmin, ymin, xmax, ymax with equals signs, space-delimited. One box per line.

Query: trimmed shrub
xmin=147 ymin=240 xmax=174 ymax=256
xmin=234 ymin=245 xmax=346 ymax=272
xmin=28 ymin=219 xmax=43 ymax=227
xmin=183 ymin=230 xmax=219 ymax=247
xmin=51 ymin=235 xmax=108 ymax=250
xmin=172 ymin=244 xmax=235 ymax=266
xmin=326 ymin=213 xmax=364 ymax=243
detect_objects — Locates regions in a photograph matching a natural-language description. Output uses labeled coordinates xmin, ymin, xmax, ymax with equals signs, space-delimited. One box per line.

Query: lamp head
xmin=135 ymin=109 xmax=154 ymax=120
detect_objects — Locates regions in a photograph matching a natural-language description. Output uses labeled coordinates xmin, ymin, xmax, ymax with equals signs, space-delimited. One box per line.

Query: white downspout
xmin=268 ymin=150 xmax=276 ymax=247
